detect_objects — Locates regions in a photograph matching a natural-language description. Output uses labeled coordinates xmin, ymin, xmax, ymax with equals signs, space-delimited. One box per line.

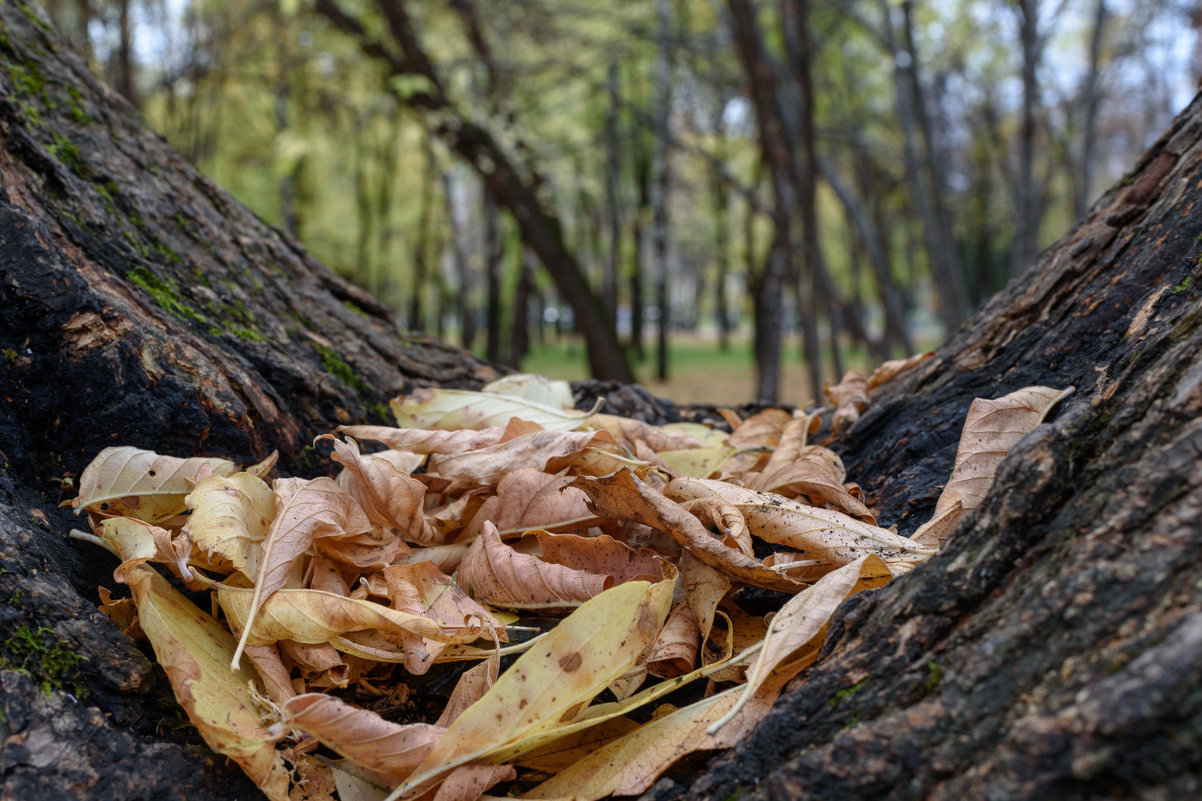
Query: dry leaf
xmin=746 ymin=447 xmax=875 ymax=522
xmin=121 ymin=565 xmax=295 ymax=799
xmin=325 ymin=435 xmax=428 ymax=543
xmin=338 ymin=425 xmax=507 ymax=456
xmin=461 ymin=469 xmax=598 ymax=541
xmin=184 ymin=471 xmax=277 ymax=580
xmin=912 ymin=385 xmax=1074 ymax=547
xmin=668 ymin=478 xmax=933 ymax=577
xmin=866 ymin=351 xmax=935 ymax=391
xmin=426 ymin=430 xmax=620 ymax=486
xmin=482 ymin=373 xmax=575 ymax=408
xmin=573 ymin=470 xmax=805 ymax=593
xmin=282 ymin=693 xmax=444 ymax=782
xmin=74 ymin=446 xmax=237 ymax=523
xmin=708 ymin=554 xmax=891 ymax=732
xmin=534 ymin=531 xmax=665 ymax=583
xmin=391 ymin=387 xmax=593 ymax=432
xmin=386 ymin=577 xmax=675 ymax=801
xmin=232 ymin=477 xmax=372 ymax=668
xmin=457 ymin=522 xmax=613 ymax=609
xmin=823 ymin=370 xmax=870 ymax=433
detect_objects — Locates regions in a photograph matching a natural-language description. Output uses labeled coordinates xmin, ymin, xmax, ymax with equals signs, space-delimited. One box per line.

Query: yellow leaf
xmin=121 ymin=565 xmax=295 ymax=799
xmin=385 ymin=577 xmax=674 ymax=800
xmin=184 ymin=471 xmax=276 ymax=580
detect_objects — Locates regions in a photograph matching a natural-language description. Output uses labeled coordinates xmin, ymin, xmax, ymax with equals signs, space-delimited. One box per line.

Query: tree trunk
xmin=0 ymin=5 xmax=500 ymax=799
xmin=647 ymin=91 xmax=1202 ymax=801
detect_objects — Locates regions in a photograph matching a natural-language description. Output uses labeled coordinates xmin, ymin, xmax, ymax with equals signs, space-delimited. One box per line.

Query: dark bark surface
xmin=652 ymin=92 xmax=1202 ymax=801
xmin=0 ymin=4 xmax=497 ymax=799
xmin=4 ymin=2 xmax=1202 ymax=800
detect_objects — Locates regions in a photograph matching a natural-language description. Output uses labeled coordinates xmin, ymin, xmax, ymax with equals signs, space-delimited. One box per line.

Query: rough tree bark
xmin=648 ymin=91 xmax=1202 ymax=801
xmin=4 ymin=3 xmax=1202 ymax=801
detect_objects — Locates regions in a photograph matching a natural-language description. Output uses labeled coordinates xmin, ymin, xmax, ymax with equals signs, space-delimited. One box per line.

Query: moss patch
xmin=313 ymin=342 xmax=372 ymax=397
xmin=0 ymin=624 xmax=88 ymax=698
xmin=126 ymin=265 xmax=205 ymax=323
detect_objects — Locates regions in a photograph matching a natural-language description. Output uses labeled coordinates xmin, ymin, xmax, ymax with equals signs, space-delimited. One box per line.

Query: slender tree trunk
xmin=408 ymin=133 xmax=435 ymax=332
xmin=484 ymin=191 xmax=503 ymax=363
xmin=753 ymin=222 xmax=788 ymax=402
xmin=1013 ymin=0 xmax=1043 ymax=275
xmin=1076 ymin=0 xmax=1109 ymax=220
xmin=603 ymin=62 xmax=622 ymax=332
xmin=708 ymin=108 xmax=733 ymax=351
xmin=879 ymin=0 xmax=964 ymax=334
xmin=440 ymin=171 xmax=475 ymax=352
xmin=114 ymin=0 xmax=138 ymax=108
xmin=314 ymin=0 xmax=633 ymax=382
xmin=650 ymin=0 xmax=673 ymax=383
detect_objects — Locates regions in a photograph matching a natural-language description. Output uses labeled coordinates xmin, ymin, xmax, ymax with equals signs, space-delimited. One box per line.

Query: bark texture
xmin=0 ymin=5 xmax=497 ymax=799
xmin=653 ymin=93 xmax=1202 ymax=801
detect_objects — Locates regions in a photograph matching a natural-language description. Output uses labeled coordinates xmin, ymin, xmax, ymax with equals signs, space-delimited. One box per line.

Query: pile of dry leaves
xmin=69 ymin=363 xmax=1071 ymax=801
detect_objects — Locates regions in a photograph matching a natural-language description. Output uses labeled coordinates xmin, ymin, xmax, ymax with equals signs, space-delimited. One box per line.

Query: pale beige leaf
xmin=280 ymin=641 xmax=348 ymax=688
xmin=912 ymin=385 xmax=1074 ymax=547
xmin=74 ymin=446 xmax=237 ymax=523
xmin=747 ymin=446 xmax=875 ymax=522
xmin=656 ymin=446 xmax=740 ymax=479
xmin=385 ymin=577 xmax=674 ymax=801
xmin=217 ymin=584 xmax=470 ymax=651
xmin=232 ymin=477 xmax=372 ymax=668
xmin=184 ymin=471 xmax=276 ymax=580
xmin=668 ymin=478 xmax=933 ymax=577
xmin=866 ymin=351 xmax=935 ymax=391
xmin=325 ymin=435 xmax=428 ymax=543
xmin=338 ymin=425 xmax=506 ymax=456
xmin=646 ymin=602 xmax=699 ymax=678
xmin=461 ymin=469 xmax=596 ymax=541
xmin=431 ymin=765 xmax=516 ymax=801
xmin=679 ymin=551 xmax=729 ymax=647
xmin=457 ymin=522 xmax=612 ymax=609
xmin=728 ymin=408 xmax=792 ymax=448
xmin=426 ymin=430 xmax=620 ymax=486
xmin=395 ymin=544 xmax=470 ymax=574
xmin=761 ymin=410 xmax=818 ymax=471
xmin=282 ymin=693 xmax=444 ymax=782
xmin=823 ymin=370 xmax=870 ymax=433
xmin=391 ymin=387 xmax=593 ymax=431
xmin=482 ymin=373 xmax=575 ymax=408
xmin=677 ymin=495 xmax=753 ymax=556
xmin=572 ymin=470 xmax=805 ymax=593
xmin=708 ymin=554 xmax=891 ymax=733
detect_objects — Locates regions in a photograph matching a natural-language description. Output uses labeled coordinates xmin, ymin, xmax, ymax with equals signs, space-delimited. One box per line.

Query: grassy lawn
xmin=519 ymin=332 xmax=878 ymax=408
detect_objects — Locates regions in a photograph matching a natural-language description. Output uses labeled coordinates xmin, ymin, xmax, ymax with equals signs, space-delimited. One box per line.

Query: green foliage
xmin=126 ymin=265 xmax=206 ymax=323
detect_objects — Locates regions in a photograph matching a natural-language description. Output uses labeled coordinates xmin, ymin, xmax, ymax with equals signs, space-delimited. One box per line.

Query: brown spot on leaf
xmin=558 ymin=651 xmax=583 ymax=672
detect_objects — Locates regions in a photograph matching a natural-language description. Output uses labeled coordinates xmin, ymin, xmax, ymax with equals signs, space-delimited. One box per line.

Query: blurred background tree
xmin=41 ymin=0 xmax=1200 ymax=403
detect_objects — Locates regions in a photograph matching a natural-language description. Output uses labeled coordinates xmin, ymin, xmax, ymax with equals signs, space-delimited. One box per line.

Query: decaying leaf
xmin=386 ymin=577 xmax=674 ymax=800
xmin=74 ymin=446 xmax=238 ymax=523
xmin=232 ymin=477 xmax=372 ymax=668
xmin=573 ymin=470 xmax=807 ymax=593
xmin=866 ymin=351 xmax=935 ymax=390
xmin=823 ymin=370 xmax=870 ymax=433
xmin=912 ymin=385 xmax=1074 ymax=547
xmin=457 ymin=522 xmax=613 ymax=609
xmin=72 ymin=366 xmax=981 ymax=801
xmin=392 ymin=387 xmax=593 ymax=432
